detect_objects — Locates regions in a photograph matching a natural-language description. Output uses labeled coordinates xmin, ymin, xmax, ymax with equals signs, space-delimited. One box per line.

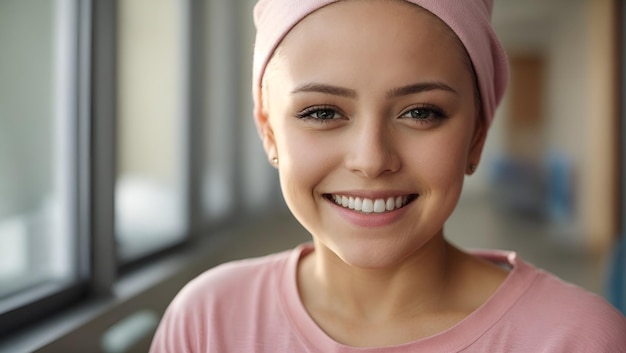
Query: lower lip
xmin=328 ymin=197 xmax=414 ymax=228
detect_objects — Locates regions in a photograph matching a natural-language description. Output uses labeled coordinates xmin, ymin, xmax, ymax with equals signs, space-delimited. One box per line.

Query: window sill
xmin=0 ymin=212 xmax=306 ymax=353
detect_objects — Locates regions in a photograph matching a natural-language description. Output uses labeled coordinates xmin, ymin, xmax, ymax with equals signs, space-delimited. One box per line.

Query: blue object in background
xmin=546 ymin=152 xmax=574 ymax=223
xmin=606 ymin=234 xmax=626 ymax=314
xmin=488 ymin=155 xmax=547 ymax=219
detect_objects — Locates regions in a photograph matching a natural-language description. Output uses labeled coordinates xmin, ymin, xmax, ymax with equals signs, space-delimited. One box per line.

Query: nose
xmin=344 ymin=120 xmax=401 ymax=178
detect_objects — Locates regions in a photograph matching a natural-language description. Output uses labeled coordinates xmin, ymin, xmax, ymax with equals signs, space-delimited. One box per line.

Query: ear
xmin=254 ymin=107 xmax=278 ymax=166
xmin=466 ymin=115 xmax=488 ymax=175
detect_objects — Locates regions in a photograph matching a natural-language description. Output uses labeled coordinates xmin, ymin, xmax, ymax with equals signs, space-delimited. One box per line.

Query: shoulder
xmin=175 ymin=247 xmax=295 ymax=308
xmin=505 ymin=257 xmax=626 ymax=351
xmin=149 ymin=247 xmax=301 ymax=353
xmin=471 ymin=250 xmax=626 ymax=351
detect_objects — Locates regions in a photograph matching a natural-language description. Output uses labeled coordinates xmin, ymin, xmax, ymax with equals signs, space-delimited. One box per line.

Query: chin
xmin=326 ymin=236 xmax=428 ymax=270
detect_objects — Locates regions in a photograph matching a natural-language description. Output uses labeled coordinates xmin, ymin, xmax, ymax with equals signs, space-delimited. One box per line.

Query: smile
xmin=326 ymin=194 xmax=417 ymax=214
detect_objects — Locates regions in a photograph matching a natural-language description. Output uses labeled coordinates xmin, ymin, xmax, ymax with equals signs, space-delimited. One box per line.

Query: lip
xmin=323 ymin=191 xmax=417 ymax=228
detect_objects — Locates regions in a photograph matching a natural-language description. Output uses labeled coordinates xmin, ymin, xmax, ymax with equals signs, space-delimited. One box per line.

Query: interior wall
xmin=490 ymin=0 xmax=620 ymax=252
xmin=546 ymin=0 xmax=620 ymax=252
xmin=543 ymin=0 xmax=588 ymax=243
xmin=543 ymin=0 xmax=619 ymax=251
xmin=583 ymin=0 xmax=620 ymax=252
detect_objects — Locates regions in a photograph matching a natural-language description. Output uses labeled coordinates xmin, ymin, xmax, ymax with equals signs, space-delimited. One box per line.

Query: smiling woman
xmin=149 ymin=0 xmax=626 ymax=352
xmin=259 ymin=0 xmax=486 ymax=275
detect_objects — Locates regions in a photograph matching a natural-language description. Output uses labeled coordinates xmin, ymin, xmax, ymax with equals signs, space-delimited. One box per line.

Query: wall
xmin=583 ymin=0 xmax=619 ymax=252
xmin=543 ymin=0 xmax=588 ymax=243
xmin=545 ymin=0 xmax=619 ymax=251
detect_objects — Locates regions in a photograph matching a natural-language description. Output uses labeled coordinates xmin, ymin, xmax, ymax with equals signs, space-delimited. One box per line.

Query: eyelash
xmin=295 ymin=105 xmax=343 ymax=123
xmin=399 ymin=104 xmax=448 ymax=124
xmin=295 ymin=104 xmax=448 ymax=125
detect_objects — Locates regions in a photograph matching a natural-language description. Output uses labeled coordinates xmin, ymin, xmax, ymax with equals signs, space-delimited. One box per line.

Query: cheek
xmin=273 ymin=121 xmax=339 ymax=193
xmin=273 ymin=122 xmax=344 ymax=231
xmin=406 ymin=129 xmax=471 ymax=189
xmin=405 ymin=131 xmax=471 ymax=230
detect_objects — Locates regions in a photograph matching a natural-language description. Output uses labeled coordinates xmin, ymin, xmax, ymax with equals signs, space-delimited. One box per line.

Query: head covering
xmin=252 ymin=0 xmax=508 ymax=128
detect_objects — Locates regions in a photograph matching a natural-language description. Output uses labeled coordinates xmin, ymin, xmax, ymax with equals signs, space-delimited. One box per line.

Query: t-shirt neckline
xmin=279 ymin=243 xmax=539 ymax=353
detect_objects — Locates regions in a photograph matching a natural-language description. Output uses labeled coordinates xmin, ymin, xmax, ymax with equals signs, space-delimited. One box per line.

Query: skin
xmin=256 ymin=0 xmax=508 ymax=347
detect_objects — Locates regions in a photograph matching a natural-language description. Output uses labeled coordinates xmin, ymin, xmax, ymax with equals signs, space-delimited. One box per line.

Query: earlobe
xmin=255 ymin=109 xmax=278 ymax=166
xmin=263 ymin=127 xmax=278 ymax=167
xmin=466 ymin=116 xmax=488 ymax=175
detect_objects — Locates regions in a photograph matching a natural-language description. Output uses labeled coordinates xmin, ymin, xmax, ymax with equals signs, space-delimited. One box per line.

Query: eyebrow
xmin=386 ymin=81 xmax=458 ymax=98
xmin=291 ymin=83 xmax=357 ymax=98
xmin=290 ymin=81 xmax=458 ymax=98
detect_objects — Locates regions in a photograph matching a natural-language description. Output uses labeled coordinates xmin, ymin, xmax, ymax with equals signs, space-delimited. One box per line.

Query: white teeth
xmin=354 ymin=197 xmax=362 ymax=211
xmin=331 ymin=194 xmax=412 ymax=213
xmin=373 ymin=199 xmax=386 ymax=213
xmin=362 ymin=199 xmax=374 ymax=213
xmin=386 ymin=197 xmax=395 ymax=211
xmin=395 ymin=196 xmax=403 ymax=208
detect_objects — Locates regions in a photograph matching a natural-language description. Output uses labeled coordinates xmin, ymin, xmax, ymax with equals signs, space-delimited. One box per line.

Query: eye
xmin=312 ymin=108 xmax=337 ymax=120
xmin=408 ymin=109 xmax=431 ymax=120
xmin=400 ymin=105 xmax=447 ymax=123
xmin=296 ymin=106 xmax=344 ymax=122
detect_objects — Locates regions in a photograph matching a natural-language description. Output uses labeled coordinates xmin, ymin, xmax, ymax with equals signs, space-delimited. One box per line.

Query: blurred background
xmin=0 ymin=0 xmax=624 ymax=352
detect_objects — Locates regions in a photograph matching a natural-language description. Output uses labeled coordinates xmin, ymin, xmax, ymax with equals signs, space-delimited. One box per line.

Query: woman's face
xmin=259 ymin=0 xmax=486 ymax=268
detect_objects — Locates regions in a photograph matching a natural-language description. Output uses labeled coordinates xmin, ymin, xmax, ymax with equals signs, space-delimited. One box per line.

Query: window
xmin=201 ymin=0 xmax=279 ymax=219
xmin=202 ymin=0 xmax=238 ymax=220
xmin=0 ymin=0 xmax=284 ymax=347
xmin=0 ymin=0 xmax=85 ymax=335
xmin=115 ymin=0 xmax=189 ymax=262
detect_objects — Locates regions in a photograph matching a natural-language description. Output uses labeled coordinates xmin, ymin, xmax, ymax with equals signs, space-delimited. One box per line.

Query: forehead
xmin=265 ymin=0 xmax=472 ymax=90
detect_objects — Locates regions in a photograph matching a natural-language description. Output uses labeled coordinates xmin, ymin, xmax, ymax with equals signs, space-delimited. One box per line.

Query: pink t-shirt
xmin=150 ymin=244 xmax=626 ymax=352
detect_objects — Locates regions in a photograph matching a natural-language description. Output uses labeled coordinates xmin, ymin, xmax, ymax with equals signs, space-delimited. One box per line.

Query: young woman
xmin=150 ymin=0 xmax=626 ymax=351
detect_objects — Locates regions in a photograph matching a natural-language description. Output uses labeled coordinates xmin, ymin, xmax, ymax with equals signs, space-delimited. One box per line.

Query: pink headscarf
xmin=252 ymin=0 xmax=508 ymax=128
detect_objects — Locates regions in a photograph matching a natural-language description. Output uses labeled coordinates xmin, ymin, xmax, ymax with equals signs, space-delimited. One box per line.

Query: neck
xmin=299 ymin=233 xmax=457 ymax=321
